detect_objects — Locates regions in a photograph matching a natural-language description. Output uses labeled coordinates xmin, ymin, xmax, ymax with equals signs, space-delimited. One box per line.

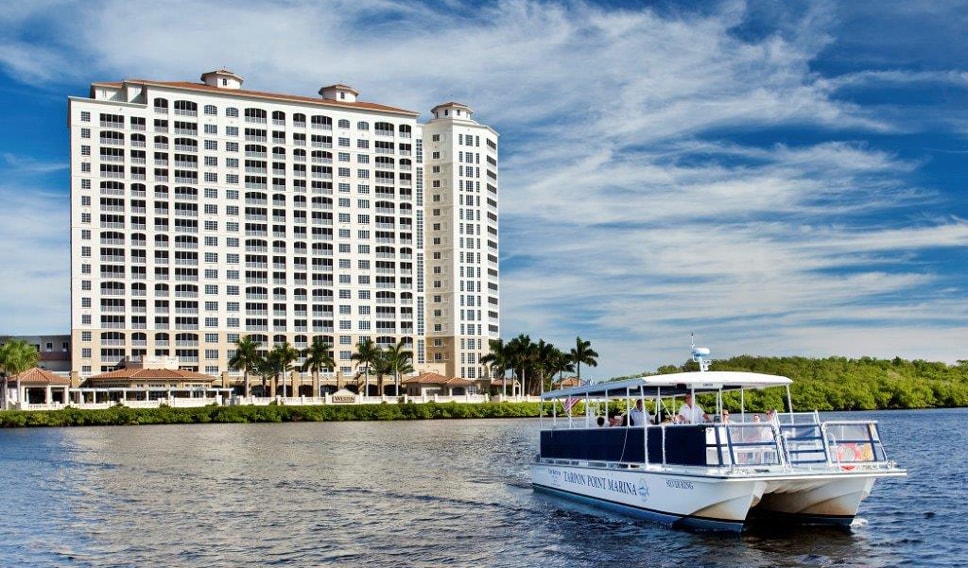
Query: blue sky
xmin=1 ymin=0 xmax=967 ymax=379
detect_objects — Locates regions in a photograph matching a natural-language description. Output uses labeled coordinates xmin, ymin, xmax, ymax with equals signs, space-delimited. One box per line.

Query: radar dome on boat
xmin=693 ymin=347 xmax=711 ymax=356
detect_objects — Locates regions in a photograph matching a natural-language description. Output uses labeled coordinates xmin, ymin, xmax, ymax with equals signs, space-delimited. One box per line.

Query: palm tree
xmin=534 ymin=339 xmax=556 ymax=395
xmin=300 ymin=337 xmax=335 ymax=397
xmin=569 ymin=336 xmax=599 ymax=384
xmin=0 ymin=339 xmax=40 ymax=409
xmin=540 ymin=344 xmax=573 ymax=391
xmin=371 ymin=349 xmax=392 ymax=396
xmin=384 ymin=339 xmax=414 ymax=396
xmin=480 ymin=338 xmax=511 ymax=396
xmin=507 ymin=334 xmax=538 ymax=397
xmin=253 ymin=357 xmax=276 ymax=397
xmin=267 ymin=342 xmax=300 ymax=397
xmin=228 ymin=335 xmax=262 ymax=397
xmin=351 ymin=338 xmax=380 ymax=396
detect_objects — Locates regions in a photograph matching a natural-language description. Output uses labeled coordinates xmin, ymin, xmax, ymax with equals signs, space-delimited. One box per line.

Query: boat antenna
xmin=691 ymin=333 xmax=711 ymax=373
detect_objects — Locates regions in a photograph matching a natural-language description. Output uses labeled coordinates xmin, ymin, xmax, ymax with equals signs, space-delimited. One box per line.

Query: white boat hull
xmin=532 ymin=461 xmax=902 ymax=531
xmin=753 ymin=475 xmax=878 ymax=525
xmin=531 ymin=461 xmax=766 ymax=531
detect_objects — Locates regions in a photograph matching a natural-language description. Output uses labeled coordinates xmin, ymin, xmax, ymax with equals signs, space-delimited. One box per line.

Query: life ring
xmin=835 ymin=443 xmax=863 ymax=469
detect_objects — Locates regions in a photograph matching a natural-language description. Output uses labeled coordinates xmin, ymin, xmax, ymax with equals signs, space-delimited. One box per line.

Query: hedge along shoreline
xmin=0 ymin=401 xmax=564 ymax=428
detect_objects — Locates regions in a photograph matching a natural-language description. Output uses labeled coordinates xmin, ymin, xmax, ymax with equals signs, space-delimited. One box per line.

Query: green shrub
xmin=0 ymin=400 xmax=548 ymax=428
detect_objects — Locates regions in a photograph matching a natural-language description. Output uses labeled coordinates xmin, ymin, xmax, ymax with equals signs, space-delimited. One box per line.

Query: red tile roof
xmin=87 ymin=368 xmax=216 ymax=382
xmin=91 ymin=79 xmax=420 ymax=116
xmin=403 ymin=372 xmax=474 ymax=386
xmin=8 ymin=367 xmax=71 ymax=386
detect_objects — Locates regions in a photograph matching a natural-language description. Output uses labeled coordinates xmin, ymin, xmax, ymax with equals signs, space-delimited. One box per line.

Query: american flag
xmin=564 ymin=396 xmax=580 ymax=412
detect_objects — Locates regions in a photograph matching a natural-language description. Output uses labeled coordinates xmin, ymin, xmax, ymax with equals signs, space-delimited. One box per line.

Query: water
xmin=0 ymin=408 xmax=960 ymax=567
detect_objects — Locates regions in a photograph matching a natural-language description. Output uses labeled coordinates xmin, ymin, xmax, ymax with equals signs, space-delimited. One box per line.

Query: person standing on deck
xmin=630 ymin=399 xmax=650 ymax=426
xmin=678 ymin=393 xmax=710 ymax=424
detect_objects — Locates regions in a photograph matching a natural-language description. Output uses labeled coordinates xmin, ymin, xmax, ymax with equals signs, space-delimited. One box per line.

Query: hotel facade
xmin=68 ymin=70 xmax=499 ymax=390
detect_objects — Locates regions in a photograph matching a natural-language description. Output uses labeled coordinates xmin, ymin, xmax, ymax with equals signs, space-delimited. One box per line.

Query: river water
xmin=0 ymin=408 xmax=959 ymax=567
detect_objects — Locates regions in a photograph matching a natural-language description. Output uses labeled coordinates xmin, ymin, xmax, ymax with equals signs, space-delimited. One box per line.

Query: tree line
xmin=229 ymin=336 xmax=413 ymax=397
xmin=7 ymin=333 xmax=967 ymax=409
xmin=626 ymin=354 xmax=968 ymax=411
xmin=480 ymin=335 xmax=599 ymax=396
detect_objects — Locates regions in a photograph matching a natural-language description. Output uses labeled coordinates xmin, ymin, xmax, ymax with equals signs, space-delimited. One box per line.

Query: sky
xmin=0 ymin=0 xmax=967 ymax=380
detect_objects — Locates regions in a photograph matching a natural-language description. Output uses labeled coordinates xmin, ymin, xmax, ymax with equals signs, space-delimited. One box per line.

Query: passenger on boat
xmin=630 ymin=400 xmax=650 ymax=426
xmin=596 ymin=415 xmax=606 ymax=427
xmin=677 ymin=393 xmax=710 ymax=424
xmin=766 ymin=409 xmax=780 ymax=427
xmin=609 ymin=413 xmax=624 ymax=427
xmin=720 ymin=410 xmax=730 ymax=423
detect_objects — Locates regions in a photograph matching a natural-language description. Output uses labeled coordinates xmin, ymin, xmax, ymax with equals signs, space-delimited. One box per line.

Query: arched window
xmin=174 ymin=100 xmax=197 ymax=115
xmin=245 ymin=108 xmax=267 ymax=122
xmin=311 ymin=115 xmax=332 ymax=129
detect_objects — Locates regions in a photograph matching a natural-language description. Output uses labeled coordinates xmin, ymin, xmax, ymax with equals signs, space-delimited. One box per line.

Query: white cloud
xmin=0 ymin=182 xmax=70 ymax=334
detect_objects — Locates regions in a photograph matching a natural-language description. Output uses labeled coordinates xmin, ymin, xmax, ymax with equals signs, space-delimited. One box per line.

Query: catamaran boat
xmin=531 ymin=343 xmax=906 ymax=532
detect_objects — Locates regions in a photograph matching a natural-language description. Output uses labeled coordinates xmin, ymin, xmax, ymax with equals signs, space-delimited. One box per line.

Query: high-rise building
xmin=422 ymin=103 xmax=501 ymax=378
xmin=67 ymin=70 xmax=499 ymax=391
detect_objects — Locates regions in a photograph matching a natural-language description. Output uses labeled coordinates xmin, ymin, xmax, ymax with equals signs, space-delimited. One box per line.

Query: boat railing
xmin=705 ymin=424 xmax=784 ymax=467
xmin=774 ymin=410 xmax=821 ymax=425
xmin=820 ymin=420 xmax=888 ymax=469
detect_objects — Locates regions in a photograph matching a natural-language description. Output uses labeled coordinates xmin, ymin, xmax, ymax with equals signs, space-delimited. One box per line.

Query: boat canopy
xmin=541 ymin=371 xmax=792 ymax=400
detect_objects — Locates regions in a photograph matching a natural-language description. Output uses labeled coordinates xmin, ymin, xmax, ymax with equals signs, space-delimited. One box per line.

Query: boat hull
xmin=752 ymin=475 xmax=879 ymax=526
xmin=532 ymin=461 xmax=903 ymax=531
xmin=531 ymin=461 xmax=766 ymax=532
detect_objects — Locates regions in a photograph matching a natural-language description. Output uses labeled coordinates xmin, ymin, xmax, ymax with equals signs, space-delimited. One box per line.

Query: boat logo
xmin=637 ymin=479 xmax=649 ymax=503
xmin=548 ymin=468 xmax=562 ymax=487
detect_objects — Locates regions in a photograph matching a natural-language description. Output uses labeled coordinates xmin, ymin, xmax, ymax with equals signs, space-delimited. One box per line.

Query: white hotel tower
xmin=68 ymin=69 xmax=499 ymax=388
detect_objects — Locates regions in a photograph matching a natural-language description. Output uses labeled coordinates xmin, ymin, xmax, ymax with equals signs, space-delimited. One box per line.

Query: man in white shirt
xmin=677 ymin=393 xmax=710 ymax=424
xmin=629 ymin=399 xmax=650 ymax=426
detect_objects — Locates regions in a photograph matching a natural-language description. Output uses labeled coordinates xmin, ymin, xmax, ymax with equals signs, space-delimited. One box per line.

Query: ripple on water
xmin=0 ymin=411 xmax=960 ymax=567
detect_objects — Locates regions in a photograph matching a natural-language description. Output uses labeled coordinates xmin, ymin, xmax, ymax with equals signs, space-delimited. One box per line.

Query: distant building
xmin=0 ymin=335 xmax=72 ymax=373
xmin=402 ymin=371 xmax=475 ymax=397
xmin=1 ymin=367 xmax=71 ymax=409
xmin=67 ymin=70 xmax=500 ymax=392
